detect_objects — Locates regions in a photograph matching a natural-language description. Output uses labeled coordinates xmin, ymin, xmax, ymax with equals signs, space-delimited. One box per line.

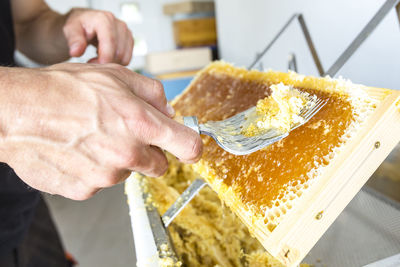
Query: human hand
xmin=0 ymin=64 xmax=202 ymax=200
xmin=63 ymin=8 xmax=134 ymax=65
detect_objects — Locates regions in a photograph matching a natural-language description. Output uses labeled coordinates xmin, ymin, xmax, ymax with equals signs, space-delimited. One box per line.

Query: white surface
xmin=125 ymin=175 xmax=160 ymax=267
xmin=215 ymin=0 xmax=400 ymax=90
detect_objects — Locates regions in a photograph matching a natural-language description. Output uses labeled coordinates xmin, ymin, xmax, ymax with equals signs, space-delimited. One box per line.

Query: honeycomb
xmin=172 ymin=61 xmax=378 ymax=231
xmin=143 ymin=154 xmax=299 ymax=267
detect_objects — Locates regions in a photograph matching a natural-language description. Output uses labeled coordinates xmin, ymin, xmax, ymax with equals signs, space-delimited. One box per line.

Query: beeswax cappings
xmin=242 ymin=83 xmax=311 ymax=136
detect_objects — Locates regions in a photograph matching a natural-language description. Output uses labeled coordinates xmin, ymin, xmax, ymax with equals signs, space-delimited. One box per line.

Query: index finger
xmin=92 ymin=15 xmax=117 ymax=63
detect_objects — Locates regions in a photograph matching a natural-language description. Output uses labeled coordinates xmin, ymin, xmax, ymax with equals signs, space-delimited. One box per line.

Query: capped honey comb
xmin=134 ymin=61 xmax=400 ymax=267
xmin=172 ymin=61 xmax=379 ymax=232
xmin=168 ymin=61 xmax=400 ymax=267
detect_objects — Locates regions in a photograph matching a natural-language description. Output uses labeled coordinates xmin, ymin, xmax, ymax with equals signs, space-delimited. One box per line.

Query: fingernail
xmin=166 ymin=103 xmax=175 ymax=117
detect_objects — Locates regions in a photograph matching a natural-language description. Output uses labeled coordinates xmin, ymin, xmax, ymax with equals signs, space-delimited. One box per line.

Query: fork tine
xmin=300 ymin=99 xmax=321 ymax=117
xmin=299 ymin=98 xmax=321 ymax=116
xmin=303 ymin=99 xmax=327 ymax=122
xmin=289 ymin=99 xmax=327 ymax=132
xmin=302 ymin=102 xmax=321 ymax=121
xmin=308 ymin=98 xmax=323 ymax=113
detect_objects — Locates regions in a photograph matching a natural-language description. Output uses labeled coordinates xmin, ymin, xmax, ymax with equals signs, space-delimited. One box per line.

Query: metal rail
xmin=326 ymin=0 xmax=400 ymax=76
xmin=162 ymin=178 xmax=207 ymax=227
xmin=249 ymin=0 xmax=400 ymax=77
xmin=248 ymin=13 xmax=323 ymax=74
xmin=141 ymin=180 xmax=180 ymax=264
xmin=288 ymin=53 xmax=298 ymax=72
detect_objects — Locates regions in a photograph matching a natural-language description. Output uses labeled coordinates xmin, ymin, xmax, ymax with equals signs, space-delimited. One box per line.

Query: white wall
xmin=45 ymin=0 xmax=88 ymax=13
xmin=215 ymin=0 xmax=400 ymax=89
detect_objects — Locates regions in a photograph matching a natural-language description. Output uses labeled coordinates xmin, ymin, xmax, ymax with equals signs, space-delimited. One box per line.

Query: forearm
xmin=0 ymin=67 xmax=25 ymax=141
xmin=0 ymin=66 xmax=47 ymax=139
xmin=14 ymin=9 xmax=70 ymax=64
xmin=0 ymin=67 xmax=12 ymax=154
xmin=0 ymin=67 xmax=32 ymax=162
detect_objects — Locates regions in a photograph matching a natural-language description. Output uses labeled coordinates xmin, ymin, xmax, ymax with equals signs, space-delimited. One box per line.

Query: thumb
xmin=63 ymin=21 xmax=88 ymax=57
xmin=146 ymin=113 xmax=203 ymax=164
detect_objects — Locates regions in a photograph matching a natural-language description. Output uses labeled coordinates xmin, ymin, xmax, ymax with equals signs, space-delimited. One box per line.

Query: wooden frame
xmin=215 ymin=88 xmax=400 ymax=266
xmin=170 ymin=61 xmax=400 ymax=266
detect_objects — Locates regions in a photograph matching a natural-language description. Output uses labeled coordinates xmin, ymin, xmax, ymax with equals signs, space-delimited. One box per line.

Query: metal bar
xmin=141 ymin=181 xmax=180 ymax=264
xmin=298 ymin=14 xmax=325 ymax=76
xmin=162 ymin=178 xmax=207 ymax=227
xmin=396 ymin=2 xmax=400 ymax=28
xmin=288 ymin=53 xmax=298 ymax=72
xmin=363 ymin=185 xmax=400 ymax=211
xmin=325 ymin=0 xmax=400 ymax=76
xmin=248 ymin=13 xmax=300 ymax=69
xmin=363 ymin=253 xmax=400 ymax=267
xmin=256 ymin=52 xmax=264 ymax=71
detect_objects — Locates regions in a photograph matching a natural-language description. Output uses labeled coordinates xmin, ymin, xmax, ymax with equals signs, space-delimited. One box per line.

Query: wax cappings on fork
xmin=182 ymin=94 xmax=327 ymax=155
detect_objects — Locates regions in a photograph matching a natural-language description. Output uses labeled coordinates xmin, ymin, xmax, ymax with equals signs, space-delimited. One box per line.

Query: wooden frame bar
xmin=225 ymin=88 xmax=400 ymax=266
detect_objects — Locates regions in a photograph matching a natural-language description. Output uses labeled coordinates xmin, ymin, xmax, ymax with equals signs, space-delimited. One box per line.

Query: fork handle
xmin=175 ymin=116 xmax=200 ymax=134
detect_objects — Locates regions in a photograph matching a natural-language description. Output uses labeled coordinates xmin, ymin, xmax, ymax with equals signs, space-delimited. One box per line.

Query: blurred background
xmin=19 ymin=0 xmax=400 ymax=91
xmin=20 ymin=0 xmax=399 ymax=266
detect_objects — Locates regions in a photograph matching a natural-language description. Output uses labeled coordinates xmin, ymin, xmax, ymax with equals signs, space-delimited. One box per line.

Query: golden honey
xmin=172 ymin=61 xmax=376 ymax=230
